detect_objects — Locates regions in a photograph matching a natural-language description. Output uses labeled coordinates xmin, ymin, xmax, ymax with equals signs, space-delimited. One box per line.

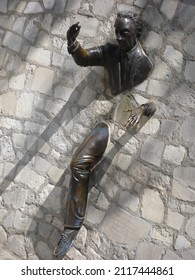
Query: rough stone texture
xmin=24 ymin=2 xmax=43 ymax=14
xmin=163 ymin=45 xmax=183 ymax=73
xmin=93 ymin=0 xmax=115 ymax=17
xmin=0 ymin=0 xmax=194 ymax=261
xmin=27 ymin=47 xmax=51 ymax=67
xmin=142 ymin=5 xmax=163 ymax=28
xmin=167 ymin=209 xmax=184 ymax=230
xmin=184 ymin=61 xmax=195 ymax=83
xmin=118 ymin=191 xmax=139 ymax=212
xmin=179 ymin=1 xmax=195 ymax=31
xmin=135 ymin=242 xmax=164 ymax=260
xmin=184 ymin=31 xmax=195 ymax=57
xmin=151 ymin=228 xmax=173 ymax=246
xmin=185 ymin=216 xmax=195 ymax=240
xmin=101 ymin=207 xmax=151 ymax=248
xmin=141 ymin=188 xmax=164 ymax=223
xmin=164 ymin=145 xmax=185 ymax=165
xmin=174 ymin=235 xmax=191 ymax=250
xmin=140 ymin=136 xmax=164 ymax=167
xmin=31 ymin=67 xmax=54 ymax=94
xmin=160 ymin=0 xmax=177 ymax=20
xmin=0 ymin=0 xmax=7 ymax=13
xmin=148 ymin=80 xmax=169 ymax=97
xmin=163 ymin=250 xmax=180 ymax=260
xmin=3 ymin=31 xmax=22 ymax=52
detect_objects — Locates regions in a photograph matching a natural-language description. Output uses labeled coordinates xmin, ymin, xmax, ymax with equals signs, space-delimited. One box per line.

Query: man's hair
xmin=117 ymin=11 xmax=143 ymax=39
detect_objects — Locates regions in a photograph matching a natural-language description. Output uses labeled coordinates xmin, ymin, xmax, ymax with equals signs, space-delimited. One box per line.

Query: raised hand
xmin=67 ymin=22 xmax=81 ymax=44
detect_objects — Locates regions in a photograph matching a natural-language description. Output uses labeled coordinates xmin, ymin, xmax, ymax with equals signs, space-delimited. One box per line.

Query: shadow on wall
xmin=1 ymin=0 xmax=193 ymax=260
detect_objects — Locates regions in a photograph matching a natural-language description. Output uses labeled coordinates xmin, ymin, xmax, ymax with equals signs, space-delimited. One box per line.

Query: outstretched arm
xmin=67 ymin=22 xmax=104 ymax=67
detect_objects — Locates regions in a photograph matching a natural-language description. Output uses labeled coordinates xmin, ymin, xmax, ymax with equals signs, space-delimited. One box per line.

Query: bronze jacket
xmin=68 ymin=41 xmax=153 ymax=96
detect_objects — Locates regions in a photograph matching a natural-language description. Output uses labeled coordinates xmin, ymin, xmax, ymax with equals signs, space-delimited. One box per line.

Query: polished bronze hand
xmin=125 ymin=102 xmax=156 ymax=129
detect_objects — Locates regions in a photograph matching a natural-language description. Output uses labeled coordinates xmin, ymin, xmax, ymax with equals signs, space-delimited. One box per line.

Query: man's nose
xmin=116 ymin=33 xmax=122 ymax=41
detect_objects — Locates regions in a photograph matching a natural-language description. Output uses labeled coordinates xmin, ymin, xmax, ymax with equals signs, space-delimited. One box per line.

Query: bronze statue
xmin=53 ymin=12 xmax=156 ymax=257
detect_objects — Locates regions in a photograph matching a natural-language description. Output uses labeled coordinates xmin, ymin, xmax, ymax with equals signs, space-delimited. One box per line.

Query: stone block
xmin=43 ymin=0 xmax=55 ymax=9
xmin=151 ymin=58 xmax=173 ymax=81
xmin=66 ymin=0 xmax=82 ymax=11
xmin=13 ymin=17 xmax=26 ymax=35
xmin=48 ymin=166 xmax=64 ymax=185
xmin=51 ymin=17 xmax=70 ymax=37
xmin=0 ymin=47 xmax=6 ymax=67
xmin=135 ymin=242 xmax=164 ymax=259
xmin=163 ymin=250 xmax=180 ymax=260
xmin=148 ymin=79 xmax=169 ymax=97
xmin=118 ymin=191 xmax=139 ymax=212
xmin=86 ymin=206 xmax=105 ymax=225
xmin=181 ymin=249 xmax=195 ymax=260
xmin=184 ymin=31 xmax=195 ymax=57
xmin=161 ymin=0 xmax=178 ymax=20
xmin=142 ymin=5 xmax=163 ymax=28
xmin=52 ymin=52 xmax=64 ymax=68
xmin=15 ymin=167 xmax=45 ymax=191
xmin=184 ymin=61 xmax=195 ymax=83
xmin=24 ymin=2 xmax=43 ymax=13
xmin=140 ymin=118 xmax=160 ymax=135
xmin=167 ymin=209 xmax=184 ymax=230
xmin=35 ymin=241 xmax=52 ymax=260
xmin=174 ymin=235 xmax=191 ymax=250
xmin=179 ymin=2 xmax=195 ymax=31
xmin=101 ymin=206 xmax=151 ymax=248
xmin=164 ymin=145 xmax=185 ymax=165
xmin=172 ymin=179 xmax=195 ymax=202
xmin=0 ymin=0 xmax=7 ymax=13
xmin=0 ymin=136 xmax=16 ymax=161
xmin=0 ymin=15 xmax=14 ymax=29
xmin=7 ymin=235 xmax=26 ymax=259
xmin=24 ymin=19 xmax=39 ymax=43
xmin=140 ymin=136 xmax=164 ymax=167
xmin=144 ymin=31 xmax=163 ymax=52
xmin=173 ymin=166 xmax=195 ymax=191
xmin=16 ymin=92 xmax=34 ymax=118
xmin=116 ymin=153 xmax=132 ymax=171
xmin=163 ymin=45 xmax=183 ymax=73
xmin=3 ymin=31 xmax=22 ymax=52
xmin=9 ymin=74 xmax=26 ymax=90
xmin=160 ymin=120 xmax=177 ymax=136
xmin=96 ymin=193 xmax=110 ymax=210
xmin=0 ymin=226 xmax=7 ymax=244
xmin=141 ymin=188 xmax=164 ymax=223
xmin=151 ymin=228 xmax=173 ymax=246
xmin=27 ymin=47 xmax=51 ymax=67
xmin=31 ymin=67 xmax=54 ymax=94
xmin=0 ymin=92 xmax=17 ymax=116
xmin=73 ymin=15 xmax=99 ymax=37
xmin=93 ymin=0 xmax=115 ymax=17
xmin=2 ymin=188 xmax=27 ymax=210
xmin=186 ymin=216 xmax=195 ymax=240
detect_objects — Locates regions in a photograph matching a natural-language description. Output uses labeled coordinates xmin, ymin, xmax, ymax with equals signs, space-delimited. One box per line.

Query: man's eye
xmin=120 ymin=30 xmax=130 ymax=37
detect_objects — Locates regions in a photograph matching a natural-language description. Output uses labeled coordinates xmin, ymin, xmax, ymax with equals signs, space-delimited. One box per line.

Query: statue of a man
xmin=53 ymin=12 xmax=156 ymax=257
xmin=67 ymin=12 xmax=153 ymax=96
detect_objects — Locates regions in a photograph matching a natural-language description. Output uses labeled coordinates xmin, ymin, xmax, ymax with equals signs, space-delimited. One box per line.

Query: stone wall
xmin=0 ymin=0 xmax=195 ymax=260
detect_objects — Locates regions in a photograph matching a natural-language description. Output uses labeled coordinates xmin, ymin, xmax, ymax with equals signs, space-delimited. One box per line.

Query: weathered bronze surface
xmin=67 ymin=12 xmax=153 ymax=96
xmin=54 ymin=12 xmax=155 ymax=257
xmin=54 ymin=122 xmax=110 ymax=257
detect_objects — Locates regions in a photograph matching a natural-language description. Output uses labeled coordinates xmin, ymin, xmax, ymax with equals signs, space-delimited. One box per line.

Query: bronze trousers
xmin=64 ymin=122 xmax=110 ymax=230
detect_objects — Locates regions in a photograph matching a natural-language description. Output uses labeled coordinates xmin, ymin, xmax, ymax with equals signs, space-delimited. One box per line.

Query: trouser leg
xmin=53 ymin=122 xmax=110 ymax=257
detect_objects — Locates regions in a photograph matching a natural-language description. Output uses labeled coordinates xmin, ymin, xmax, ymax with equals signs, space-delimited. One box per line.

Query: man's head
xmin=114 ymin=12 xmax=143 ymax=51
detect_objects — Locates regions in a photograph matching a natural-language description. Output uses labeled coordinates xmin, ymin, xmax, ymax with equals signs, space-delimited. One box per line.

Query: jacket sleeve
xmin=67 ymin=40 xmax=106 ymax=67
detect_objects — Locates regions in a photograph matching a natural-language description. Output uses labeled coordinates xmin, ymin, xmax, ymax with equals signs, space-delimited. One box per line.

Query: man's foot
xmin=125 ymin=101 xmax=156 ymax=129
xmin=53 ymin=228 xmax=79 ymax=257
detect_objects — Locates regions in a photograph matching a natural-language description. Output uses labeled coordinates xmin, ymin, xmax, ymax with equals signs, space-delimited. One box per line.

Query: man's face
xmin=114 ymin=17 xmax=136 ymax=51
